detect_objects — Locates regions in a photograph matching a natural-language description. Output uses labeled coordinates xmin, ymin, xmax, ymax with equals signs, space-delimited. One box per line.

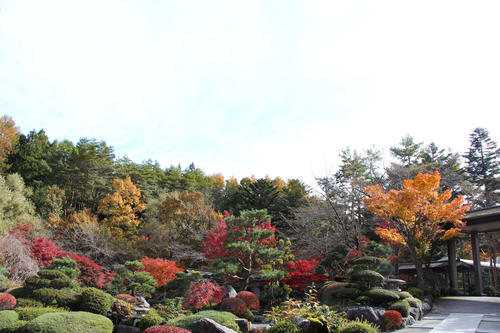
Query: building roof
xmin=462 ymin=206 xmax=500 ymax=233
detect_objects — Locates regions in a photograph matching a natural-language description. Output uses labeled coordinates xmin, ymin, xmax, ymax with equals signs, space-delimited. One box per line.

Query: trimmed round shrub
xmin=167 ymin=310 xmax=238 ymax=333
xmin=0 ymin=310 xmax=19 ymax=330
xmin=407 ymin=287 xmax=424 ymax=298
xmin=333 ymin=287 xmax=361 ymax=300
xmin=349 ymin=270 xmax=384 ymax=290
xmin=0 ymin=293 xmax=17 ymax=310
xmin=32 ymin=288 xmax=60 ymax=305
xmin=219 ymin=297 xmax=247 ymax=316
xmin=365 ymin=288 xmax=400 ymax=305
xmin=320 ymin=282 xmax=347 ymax=302
xmin=137 ymin=308 xmax=164 ymax=330
xmin=242 ymin=309 xmax=255 ymax=322
xmin=236 ymin=291 xmax=260 ymax=310
xmin=389 ymin=299 xmax=411 ymax=318
xmin=37 ymin=270 xmax=68 ymax=281
xmin=144 ymin=327 xmax=192 ymax=333
xmin=16 ymin=298 xmax=44 ymax=308
xmin=384 ymin=310 xmax=402 ymax=331
xmin=2 ymin=319 xmax=28 ymax=333
xmin=355 ymin=296 xmax=371 ymax=305
xmin=79 ymin=287 xmax=114 ymax=315
xmin=49 ymin=277 xmax=74 ymax=289
xmin=396 ymin=291 xmax=412 ymax=299
xmin=267 ymin=321 xmax=300 ymax=333
xmin=48 ymin=257 xmax=80 ymax=280
xmin=24 ymin=311 xmax=113 ymax=333
xmin=339 ymin=319 xmax=379 ymax=333
xmin=115 ymin=294 xmax=138 ymax=304
xmin=15 ymin=306 xmax=67 ymax=321
xmin=406 ymin=297 xmax=422 ymax=309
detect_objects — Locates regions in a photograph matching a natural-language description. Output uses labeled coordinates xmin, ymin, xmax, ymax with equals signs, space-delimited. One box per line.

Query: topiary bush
xmin=406 ymin=297 xmax=422 ymax=309
xmin=365 ymin=288 xmax=400 ymax=305
xmin=16 ymin=298 xmax=44 ymax=308
xmin=389 ymin=299 xmax=410 ymax=318
xmin=154 ymin=297 xmax=188 ymax=322
xmin=2 ymin=319 xmax=28 ymax=333
xmin=219 ymin=297 xmax=248 ymax=316
xmin=332 ymin=287 xmax=361 ymax=300
xmin=143 ymin=326 xmax=192 ymax=333
xmin=23 ymin=311 xmax=113 ymax=333
xmin=167 ymin=310 xmax=239 ymax=333
xmin=339 ymin=318 xmax=379 ymax=333
xmin=242 ymin=309 xmax=255 ymax=322
xmin=0 ymin=292 xmax=16 ymax=310
xmin=384 ymin=310 xmax=402 ymax=331
xmin=106 ymin=261 xmax=157 ymax=298
xmin=236 ymin=291 xmax=260 ymax=310
xmin=267 ymin=321 xmax=300 ymax=333
xmin=115 ymin=294 xmax=138 ymax=304
xmin=396 ymin=291 xmax=412 ymax=299
xmin=79 ymin=287 xmax=114 ymax=315
xmin=0 ymin=310 xmax=19 ymax=330
xmin=348 ymin=270 xmax=384 ymax=291
xmin=162 ymin=271 xmax=202 ymax=298
xmin=320 ymin=282 xmax=347 ymax=303
xmin=138 ymin=308 xmax=164 ymax=330
xmin=407 ymin=287 xmax=424 ymax=298
xmin=15 ymin=306 xmax=67 ymax=321
xmin=47 ymin=257 xmax=80 ymax=280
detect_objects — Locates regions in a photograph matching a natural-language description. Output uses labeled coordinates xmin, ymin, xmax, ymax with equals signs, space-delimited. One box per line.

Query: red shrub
xmin=30 ymin=237 xmax=67 ymax=266
xmin=282 ymin=259 xmax=328 ymax=292
xmin=143 ymin=326 xmax=191 ymax=333
xmin=384 ymin=310 xmax=403 ymax=330
xmin=115 ymin=294 xmax=139 ymax=304
xmin=140 ymin=257 xmax=183 ymax=287
xmin=0 ymin=293 xmax=16 ymax=310
xmin=219 ymin=297 xmax=247 ymax=316
xmin=236 ymin=291 xmax=259 ymax=310
xmin=183 ymin=279 xmax=226 ymax=310
xmin=68 ymin=253 xmax=110 ymax=288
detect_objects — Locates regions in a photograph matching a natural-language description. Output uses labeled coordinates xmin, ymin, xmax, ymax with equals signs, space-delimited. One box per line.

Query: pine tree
xmin=464 ymin=128 xmax=499 ymax=207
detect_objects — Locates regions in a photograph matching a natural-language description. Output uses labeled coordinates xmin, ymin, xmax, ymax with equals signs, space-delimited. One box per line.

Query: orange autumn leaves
xmin=364 ymin=171 xmax=470 ymax=250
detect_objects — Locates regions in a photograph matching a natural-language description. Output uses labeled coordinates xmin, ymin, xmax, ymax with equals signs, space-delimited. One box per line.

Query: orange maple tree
xmin=363 ymin=171 xmax=470 ymax=288
xmin=140 ymin=257 xmax=183 ymax=287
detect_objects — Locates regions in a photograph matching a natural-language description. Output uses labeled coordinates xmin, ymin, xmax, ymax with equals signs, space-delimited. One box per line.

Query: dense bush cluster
xmin=183 ymin=279 xmax=226 ymax=310
xmin=236 ymin=291 xmax=260 ymax=310
xmin=143 ymin=327 xmax=192 ymax=333
xmin=0 ymin=293 xmax=16 ymax=310
xmin=384 ymin=310 xmax=403 ymax=330
xmin=219 ymin=297 xmax=247 ymax=316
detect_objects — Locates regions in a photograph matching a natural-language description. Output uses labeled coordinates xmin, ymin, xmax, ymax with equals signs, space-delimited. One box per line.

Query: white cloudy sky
xmin=1 ymin=1 xmax=499 ymax=186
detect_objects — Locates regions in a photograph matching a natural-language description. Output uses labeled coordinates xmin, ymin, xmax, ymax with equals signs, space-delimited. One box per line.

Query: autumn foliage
xmin=384 ymin=310 xmax=403 ymax=330
xmin=236 ymin=291 xmax=260 ymax=310
xmin=0 ymin=293 xmax=16 ymax=310
xmin=143 ymin=327 xmax=191 ymax=333
xmin=364 ymin=171 xmax=470 ymax=288
xmin=183 ymin=279 xmax=226 ymax=310
xmin=30 ymin=237 xmax=67 ymax=266
xmin=140 ymin=257 xmax=183 ymax=287
xmin=68 ymin=253 xmax=111 ymax=289
xmin=219 ymin=297 xmax=248 ymax=316
xmin=282 ymin=259 xmax=328 ymax=292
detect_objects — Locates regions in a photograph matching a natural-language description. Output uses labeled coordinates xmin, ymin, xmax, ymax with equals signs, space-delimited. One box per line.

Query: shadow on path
xmin=431 ymin=296 xmax=500 ymax=315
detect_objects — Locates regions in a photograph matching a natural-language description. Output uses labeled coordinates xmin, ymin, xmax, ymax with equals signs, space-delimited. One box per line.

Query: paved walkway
xmin=397 ymin=297 xmax=500 ymax=333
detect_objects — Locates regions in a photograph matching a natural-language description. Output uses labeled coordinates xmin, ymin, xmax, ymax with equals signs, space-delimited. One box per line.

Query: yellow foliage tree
xmin=364 ymin=171 xmax=470 ymax=288
xmin=98 ymin=176 xmax=146 ymax=238
xmin=0 ymin=115 xmax=20 ymax=171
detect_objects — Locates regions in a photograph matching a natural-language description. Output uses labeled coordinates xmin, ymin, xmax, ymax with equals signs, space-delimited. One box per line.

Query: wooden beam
xmin=471 ymin=232 xmax=483 ymax=295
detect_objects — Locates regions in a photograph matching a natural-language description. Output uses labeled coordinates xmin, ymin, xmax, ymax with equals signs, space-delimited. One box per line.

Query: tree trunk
xmin=412 ymin=253 xmax=425 ymax=289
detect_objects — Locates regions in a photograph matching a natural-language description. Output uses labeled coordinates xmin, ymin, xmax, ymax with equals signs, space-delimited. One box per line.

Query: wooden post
xmin=471 ymin=232 xmax=483 ymax=295
xmin=448 ymin=238 xmax=458 ymax=290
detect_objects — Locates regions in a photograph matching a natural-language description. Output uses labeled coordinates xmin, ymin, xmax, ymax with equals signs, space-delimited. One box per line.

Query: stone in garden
xmin=134 ymin=296 xmax=150 ymax=308
xmin=192 ymin=318 xmax=237 ymax=333
xmin=340 ymin=305 xmax=385 ymax=328
xmin=422 ymin=301 xmax=431 ymax=314
xmin=409 ymin=306 xmax=422 ymax=320
xmin=235 ymin=318 xmax=249 ymax=333
xmin=292 ymin=316 xmax=310 ymax=329
xmin=226 ymin=285 xmax=237 ymax=298
xmin=402 ymin=316 xmax=415 ymax=327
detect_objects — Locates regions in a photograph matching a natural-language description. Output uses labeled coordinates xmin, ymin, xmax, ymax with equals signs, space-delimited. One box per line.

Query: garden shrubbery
xmin=236 ymin=291 xmax=259 ymax=310
xmin=79 ymin=287 xmax=114 ymax=315
xmin=137 ymin=308 xmax=164 ymax=330
xmin=15 ymin=306 xmax=67 ymax=321
xmin=23 ymin=311 xmax=113 ymax=333
xmin=365 ymin=288 xmax=400 ymax=305
xmin=143 ymin=326 xmax=192 ymax=333
xmin=267 ymin=321 xmax=300 ymax=333
xmin=389 ymin=299 xmax=411 ymax=317
xmin=384 ymin=310 xmax=402 ymax=331
xmin=0 ymin=293 xmax=16 ymax=310
xmin=0 ymin=310 xmax=19 ymax=330
xmin=219 ymin=297 xmax=247 ymax=316
xmin=167 ymin=310 xmax=239 ymax=332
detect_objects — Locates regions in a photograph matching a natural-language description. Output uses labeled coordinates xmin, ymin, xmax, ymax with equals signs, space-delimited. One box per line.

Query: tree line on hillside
xmin=0 ymin=114 xmax=498 ymax=283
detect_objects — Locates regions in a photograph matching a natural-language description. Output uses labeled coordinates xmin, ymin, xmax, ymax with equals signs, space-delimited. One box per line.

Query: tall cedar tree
xmin=464 ymin=128 xmax=499 ymax=207
xmin=202 ymin=209 xmax=291 ymax=290
xmin=364 ymin=171 xmax=470 ymax=289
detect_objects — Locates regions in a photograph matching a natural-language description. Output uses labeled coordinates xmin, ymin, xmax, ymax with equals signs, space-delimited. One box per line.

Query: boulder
xmin=235 ymin=318 xmax=249 ymax=333
xmin=340 ymin=306 xmax=385 ymax=328
xmin=292 ymin=316 xmax=310 ymax=329
xmin=402 ymin=316 xmax=415 ymax=327
xmin=225 ymin=285 xmax=237 ymax=298
xmin=192 ymin=318 xmax=237 ymax=333
xmin=422 ymin=301 xmax=432 ymax=314
xmin=409 ymin=306 xmax=422 ymax=320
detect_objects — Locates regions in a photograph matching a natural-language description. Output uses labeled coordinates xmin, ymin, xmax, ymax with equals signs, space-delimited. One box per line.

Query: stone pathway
xmin=395 ymin=297 xmax=500 ymax=333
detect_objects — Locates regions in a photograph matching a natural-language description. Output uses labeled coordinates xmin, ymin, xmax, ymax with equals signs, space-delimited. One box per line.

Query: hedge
xmin=389 ymin=299 xmax=411 ymax=318
xmin=15 ymin=306 xmax=67 ymax=321
xmin=79 ymin=287 xmax=114 ymax=315
xmin=23 ymin=311 xmax=113 ymax=333
xmin=365 ymin=288 xmax=400 ymax=305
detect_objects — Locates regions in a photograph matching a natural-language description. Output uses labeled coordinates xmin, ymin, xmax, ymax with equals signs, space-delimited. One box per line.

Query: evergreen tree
xmin=464 ymin=128 xmax=499 ymax=207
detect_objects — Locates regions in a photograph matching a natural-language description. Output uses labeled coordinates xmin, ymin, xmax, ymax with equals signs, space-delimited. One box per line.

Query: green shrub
xmin=47 ymin=257 xmax=79 ymax=280
xmin=389 ymin=299 xmax=411 ymax=318
xmin=1 ymin=319 xmax=27 ymax=333
xmin=0 ymin=266 xmax=11 ymax=292
xmin=407 ymin=287 xmax=424 ymax=298
xmin=396 ymin=291 xmax=412 ymax=299
xmin=406 ymin=297 xmax=422 ymax=309
xmin=162 ymin=271 xmax=202 ymax=298
xmin=333 ymin=288 xmax=361 ymax=300
xmin=242 ymin=309 xmax=255 ymax=322
xmin=267 ymin=321 xmax=300 ymax=333
xmin=348 ymin=270 xmax=384 ymax=291
xmin=153 ymin=297 xmax=188 ymax=322
xmin=15 ymin=306 xmax=67 ymax=321
xmin=259 ymin=284 xmax=288 ymax=308
xmin=25 ymin=276 xmax=51 ymax=290
xmin=79 ymin=287 xmax=114 ymax=315
xmin=167 ymin=310 xmax=239 ymax=333
xmin=32 ymin=288 xmax=80 ymax=308
xmin=37 ymin=270 xmax=68 ymax=281
xmin=0 ymin=311 xmax=19 ymax=330
xmin=16 ymin=298 xmax=44 ymax=308
xmin=32 ymin=288 xmax=60 ymax=305
xmin=339 ymin=318 xmax=379 ymax=333
xmin=7 ymin=288 xmax=30 ymax=299
xmin=137 ymin=308 xmax=164 ymax=330
xmin=49 ymin=277 xmax=74 ymax=289
xmin=355 ymin=296 xmax=371 ymax=305
xmin=365 ymin=288 xmax=399 ymax=305
xmin=23 ymin=311 xmax=113 ymax=333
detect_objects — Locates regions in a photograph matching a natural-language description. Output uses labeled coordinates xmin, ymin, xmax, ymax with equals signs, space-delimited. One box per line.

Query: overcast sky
xmin=1 ymin=1 xmax=499 ymax=187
